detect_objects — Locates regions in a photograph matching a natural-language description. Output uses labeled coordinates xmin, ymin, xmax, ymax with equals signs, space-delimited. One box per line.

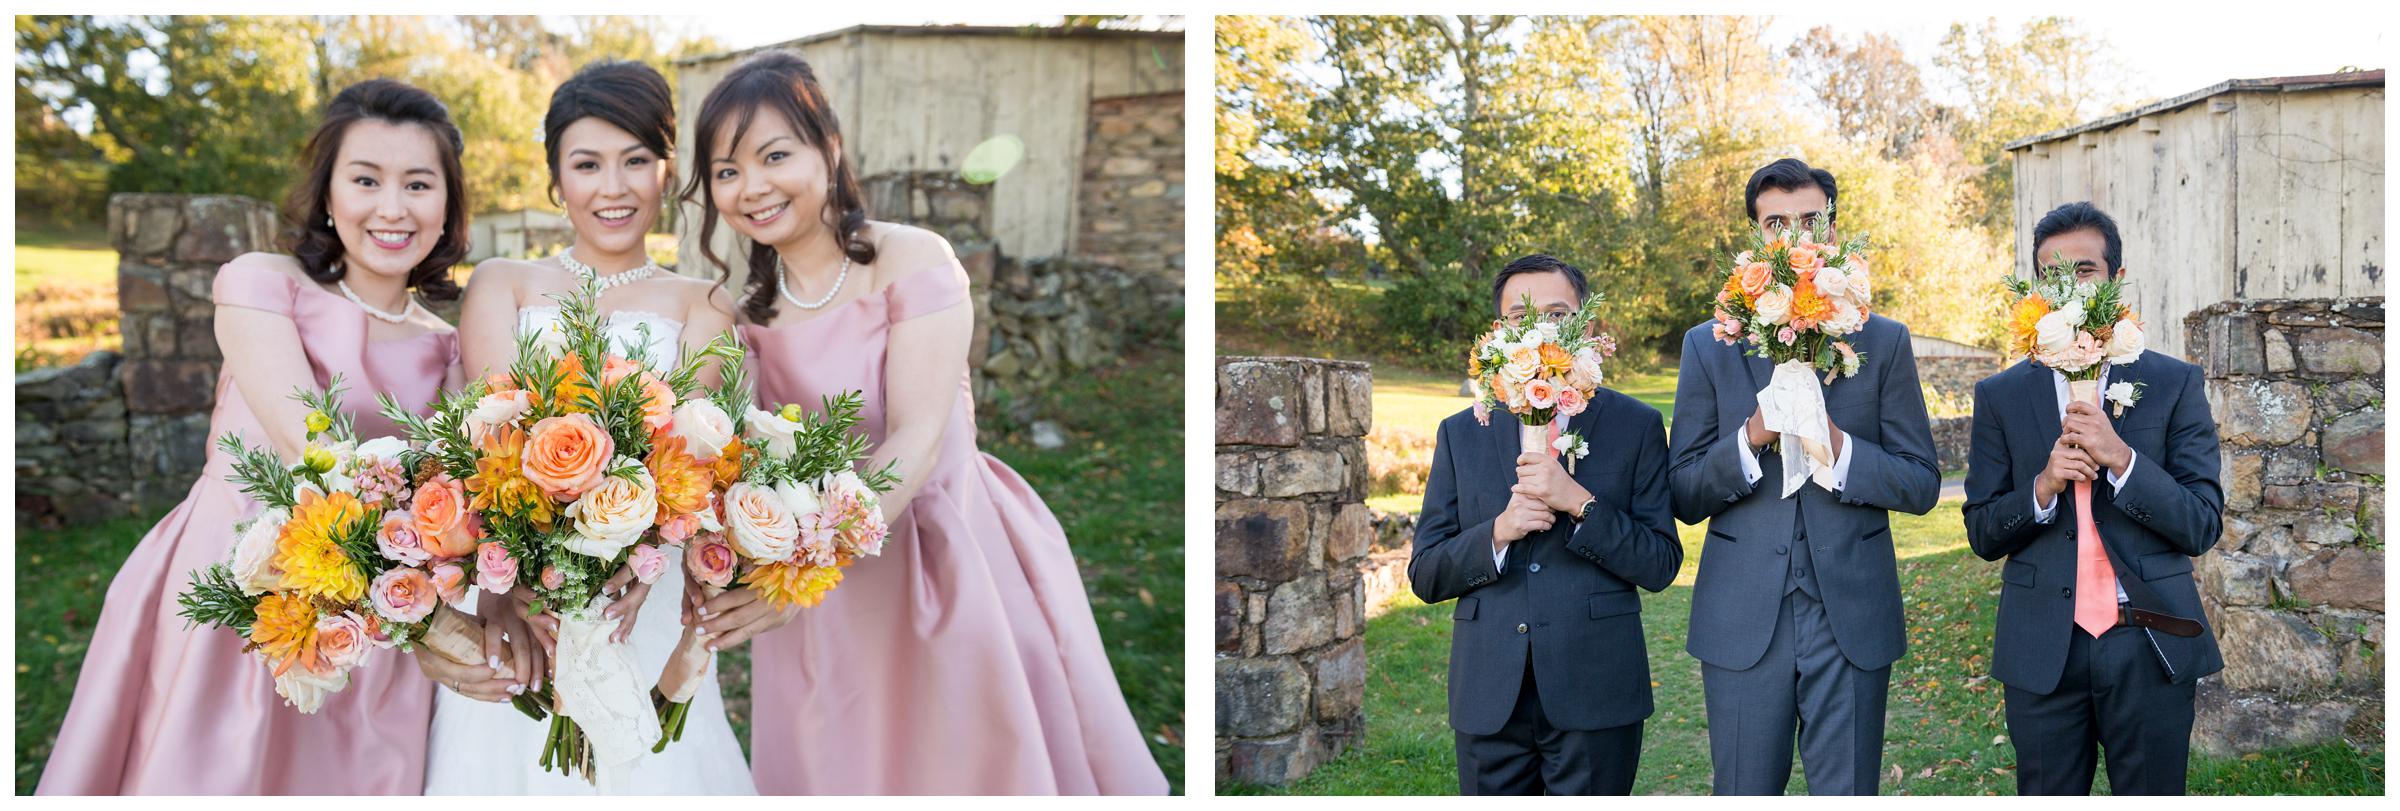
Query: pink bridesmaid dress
xmin=37 ymin=261 xmax=456 ymax=795
xmin=739 ymin=264 xmax=1168 ymax=795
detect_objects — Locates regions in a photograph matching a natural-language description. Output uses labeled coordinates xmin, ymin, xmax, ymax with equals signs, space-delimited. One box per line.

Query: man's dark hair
xmin=1743 ymin=158 xmax=1839 ymax=224
xmin=2030 ymin=201 xmax=2123 ymax=276
xmin=1490 ymin=253 xmax=1589 ymax=314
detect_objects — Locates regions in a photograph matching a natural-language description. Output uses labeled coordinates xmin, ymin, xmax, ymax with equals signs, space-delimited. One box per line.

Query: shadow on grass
xmin=1222 ymin=501 xmax=2385 ymax=796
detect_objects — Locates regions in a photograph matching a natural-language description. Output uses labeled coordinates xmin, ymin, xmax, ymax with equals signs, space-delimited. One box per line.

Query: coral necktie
xmin=2073 ymin=479 xmax=2119 ymax=638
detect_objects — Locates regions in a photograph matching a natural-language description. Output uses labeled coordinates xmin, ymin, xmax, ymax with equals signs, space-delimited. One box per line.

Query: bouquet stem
xmin=653 ymin=583 xmax=729 ymax=751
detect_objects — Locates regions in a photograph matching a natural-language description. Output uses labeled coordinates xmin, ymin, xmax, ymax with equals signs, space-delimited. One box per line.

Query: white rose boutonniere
xmin=2104 ymin=381 xmax=2146 ymax=417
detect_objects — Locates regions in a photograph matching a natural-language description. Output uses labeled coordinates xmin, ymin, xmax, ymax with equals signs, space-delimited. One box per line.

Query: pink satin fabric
xmin=737 ymin=265 xmax=1167 ymax=795
xmin=37 ymin=261 xmax=455 ymax=795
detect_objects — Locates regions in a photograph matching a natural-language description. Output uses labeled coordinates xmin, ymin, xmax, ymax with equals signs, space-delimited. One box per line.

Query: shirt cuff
xmin=1493 ymin=544 xmax=1509 ymax=574
xmin=1827 ymin=431 xmax=1854 ymax=492
xmin=2033 ymin=491 xmax=2059 ymax=524
xmin=1735 ymin=434 xmax=1762 ymax=485
xmin=2106 ymin=451 xmax=2138 ymax=492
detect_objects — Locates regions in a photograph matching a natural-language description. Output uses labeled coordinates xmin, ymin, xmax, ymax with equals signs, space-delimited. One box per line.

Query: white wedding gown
xmin=423 ymin=305 xmax=755 ymax=795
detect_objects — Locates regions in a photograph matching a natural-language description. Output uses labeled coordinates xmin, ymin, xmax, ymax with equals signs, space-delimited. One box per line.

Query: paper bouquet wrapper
xmin=552 ymin=598 xmax=663 ymax=789
xmin=657 ymin=583 xmax=730 ymax=704
xmin=1758 ymin=359 xmax=1838 ymax=498
xmin=1519 ymin=423 xmax=1548 ymax=460
xmin=422 ymin=603 xmax=511 ymax=680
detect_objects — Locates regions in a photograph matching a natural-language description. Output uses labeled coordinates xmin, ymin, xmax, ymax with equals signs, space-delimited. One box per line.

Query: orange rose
xmin=637 ymin=377 xmax=676 ymax=436
xmin=522 ymin=413 xmax=614 ymax=500
xmin=411 ymin=473 xmax=480 ymax=558
xmin=1736 ymin=261 xmax=1773 ymax=300
xmin=1787 ymin=245 xmax=1823 ymax=272
xmin=601 ymin=356 xmax=645 ymax=388
xmin=483 ymin=372 xmax=519 ymax=394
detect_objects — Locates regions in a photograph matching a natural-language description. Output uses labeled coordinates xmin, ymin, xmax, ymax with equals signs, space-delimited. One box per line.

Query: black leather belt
xmin=2117 ymin=606 xmax=2204 ymax=638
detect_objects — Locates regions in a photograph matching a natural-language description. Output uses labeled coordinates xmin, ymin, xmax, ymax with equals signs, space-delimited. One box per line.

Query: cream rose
xmin=776 ymin=479 xmax=825 ymax=522
xmin=1813 ymin=265 xmax=1851 ymax=303
xmin=2104 ymin=318 xmax=2146 ymax=365
xmin=353 ymin=436 xmax=409 ymax=466
xmin=273 ymin=663 xmax=351 ymax=714
xmin=723 ymin=481 xmax=800 ymax=563
xmin=231 ymin=508 xmax=288 ymax=596
xmin=668 ymin=400 xmax=737 ymax=460
xmin=465 ymin=389 xmax=533 ymax=440
xmin=745 ymin=407 xmax=804 ymax=458
xmin=563 ymin=461 xmax=658 ymax=559
xmin=2033 ymin=304 xmax=2083 ymax=358
xmin=1753 ymin=286 xmax=1794 ymax=325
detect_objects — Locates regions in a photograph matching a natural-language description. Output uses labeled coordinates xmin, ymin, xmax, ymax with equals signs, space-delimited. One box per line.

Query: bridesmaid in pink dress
xmin=676 ymin=52 xmax=1168 ymax=794
xmin=36 ymin=79 xmax=501 ymax=795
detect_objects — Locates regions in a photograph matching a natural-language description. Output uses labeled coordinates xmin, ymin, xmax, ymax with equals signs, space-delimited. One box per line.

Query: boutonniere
xmin=1552 ymin=432 xmax=1590 ymax=474
xmin=2105 ymin=380 xmax=2146 ymax=417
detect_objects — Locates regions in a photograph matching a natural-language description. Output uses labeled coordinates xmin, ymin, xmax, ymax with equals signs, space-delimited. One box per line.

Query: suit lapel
xmin=2026 ymin=361 xmax=2062 ymax=443
xmin=2106 ymin=352 xmax=2144 ymax=429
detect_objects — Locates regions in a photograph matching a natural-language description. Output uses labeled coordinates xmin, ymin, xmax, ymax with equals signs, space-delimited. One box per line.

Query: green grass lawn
xmin=12 ymin=352 xmax=1186 ymax=795
xmin=1222 ymin=500 xmax=2385 ymax=796
xmin=14 ymin=223 xmax=121 ymax=371
xmin=1362 ymin=365 xmax=1680 ymax=516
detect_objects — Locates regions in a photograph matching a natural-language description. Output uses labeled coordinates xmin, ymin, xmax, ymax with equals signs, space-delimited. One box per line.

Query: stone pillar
xmin=110 ymin=193 xmax=279 ymax=510
xmin=1215 ymin=356 xmax=1372 ymax=785
xmin=2183 ymin=298 xmax=2384 ymax=756
xmin=1076 ymin=91 xmax=1184 ymax=281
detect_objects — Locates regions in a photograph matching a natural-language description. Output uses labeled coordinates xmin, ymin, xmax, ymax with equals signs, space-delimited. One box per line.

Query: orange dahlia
xmin=1789 ymin=283 xmax=1836 ymax=331
xmin=1537 ymin=343 xmax=1574 ymax=377
xmin=740 ymin=560 xmax=845 ymax=609
xmin=648 ymin=435 xmax=714 ymax=523
xmin=466 ymin=424 xmax=555 ymax=529
xmin=2006 ymin=294 xmax=2052 ymax=358
xmin=707 ymin=438 xmax=750 ymax=489
xmin=547 ymin=355 xmax=600 ymax=415
xmin=250 ymin=593 xmax=321 ymax=676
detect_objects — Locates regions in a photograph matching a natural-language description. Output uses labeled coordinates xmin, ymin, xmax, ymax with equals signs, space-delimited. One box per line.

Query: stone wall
xmin=1215 ymin=356 xmax=1372 ymax=785
xmin=1930 ymin=415 xmax=1974 ymax=475
xmin=16 ymin=194 xmax=276 ymax=527
xmin=1076 ymin=92 xmax=1184 ymax=282
xmin=2183 ymin=298 xmax=2385 ymax=756
xmin=1919 ymin=354 xmax=2004 ymax=408
xmin=1361 ymin=509 xmax=1418 ymax=620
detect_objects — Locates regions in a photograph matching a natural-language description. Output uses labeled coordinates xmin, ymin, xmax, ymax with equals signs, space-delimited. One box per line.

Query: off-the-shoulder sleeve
xmin=211 ymin=260 xmax=302 ymax=317
xmin=883 ymin=264 xmax=970 ymax=323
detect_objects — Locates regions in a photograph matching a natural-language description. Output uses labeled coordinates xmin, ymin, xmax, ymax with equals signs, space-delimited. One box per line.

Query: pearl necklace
xmin=777 ymin=252 xmax=851 ymax=310
xmin=337 ymin=276 xmax=417 ymax=324
xmin=558 ymin=247 xmax=658 ymax=293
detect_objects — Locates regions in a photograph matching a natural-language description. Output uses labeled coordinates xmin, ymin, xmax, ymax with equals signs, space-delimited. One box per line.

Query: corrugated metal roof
xmin=2004 ymin=69 xmax=2384 ymax=151
xmin=675 ymin=24 xmax=1183 ymax=68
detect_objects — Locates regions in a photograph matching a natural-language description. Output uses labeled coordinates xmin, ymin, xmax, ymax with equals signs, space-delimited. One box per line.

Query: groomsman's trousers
xmin=2004 ymin=624 xmax=2196 ymax=795
xmin=1455 ymin=663 xmax=1642 ymax=795
xmin=1699 ymin=582 xmax=1890 ymax=795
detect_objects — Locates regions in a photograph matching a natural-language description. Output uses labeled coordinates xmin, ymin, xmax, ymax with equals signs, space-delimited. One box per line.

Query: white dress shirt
xmin=2031 ymin=366 xmax=2136 ymax=602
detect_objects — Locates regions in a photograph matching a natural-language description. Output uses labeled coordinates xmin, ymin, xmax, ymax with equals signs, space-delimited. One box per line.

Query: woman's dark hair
xmin=1743 ymin=157 xmax=1839 ymax=225
xmin=544 ymin=60 xmax=677 ymax=205
xmin=281 ymin=78 xmax=469 ymax=301
xmin=679 ymin=50 xmax=876 ymax=323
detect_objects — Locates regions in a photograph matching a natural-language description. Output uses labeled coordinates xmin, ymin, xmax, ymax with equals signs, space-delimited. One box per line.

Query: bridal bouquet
xmin=1708 ymin=223 xmax=1875 ymax=496
xmin=2001 ymin=255 xmax=2147 ymax=406
xmin=652 ymin=383 xmax=896 ymax=750
xmin=1467 ymin=291 xmax=1612 ymax=472
xmin=177 ymin=377 xmax=485 ymax=714
xmin=382 ymin=280 xmax=741 ymax=784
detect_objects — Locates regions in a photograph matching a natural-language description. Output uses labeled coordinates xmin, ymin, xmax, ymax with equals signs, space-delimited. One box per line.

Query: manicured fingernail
xmin=489 ymin=656 xmax=501 ymax=669
xmin=695 ymin=626 xmax=707 ymax=635
xmin=707 ymin=644 xmax=718 ymax=653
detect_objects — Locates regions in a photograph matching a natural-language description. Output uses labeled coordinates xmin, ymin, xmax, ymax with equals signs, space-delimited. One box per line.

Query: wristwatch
xmin=1572 ymin=497 xmax=1598 ymax=522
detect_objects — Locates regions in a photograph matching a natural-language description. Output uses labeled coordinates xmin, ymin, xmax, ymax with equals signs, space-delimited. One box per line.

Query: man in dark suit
xmin=1409 ymin=254 xmax=1683 ymax=795
xmin=1669 ymin=158 xmax=1941 ymax=795
xmin=1963 ymin=202 xmax=2224 ymax=795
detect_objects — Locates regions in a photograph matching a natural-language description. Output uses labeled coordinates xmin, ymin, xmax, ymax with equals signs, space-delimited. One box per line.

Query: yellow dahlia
xmin=467 ymin=424 xmax=555 ymax=529
xmin=740 ymin=561 xmax=844 ymax=609
xmin=275 ymin=490 xmax=368 ymax=603
xmin=250 ymin=593 xmax=320 ymax=676
xmin=648 ymin=435 xmax=714 ymax=522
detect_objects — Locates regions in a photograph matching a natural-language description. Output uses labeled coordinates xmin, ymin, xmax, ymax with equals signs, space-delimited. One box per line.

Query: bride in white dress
xmin=413 ymin=60 xmax=750 ymax=794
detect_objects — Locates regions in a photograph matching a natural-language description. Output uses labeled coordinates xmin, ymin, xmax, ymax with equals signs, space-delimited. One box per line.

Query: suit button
xmin=1516 ymin=623 xmax=1529 ymax=634
xmin=1777 ymin=544 xmax=1789 ymax=555
xmin=1795 ymin=568 xmax=1809 ymax=579
xmin=1529 ymin=563 xmax=1543 ymax=573
xmin=2062 ymin=587 xmax=2073 ymax=599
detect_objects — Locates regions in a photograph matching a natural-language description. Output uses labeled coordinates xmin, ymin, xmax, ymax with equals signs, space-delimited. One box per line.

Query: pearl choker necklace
xmin=337 ymin=277 xmax=417 ymax=324
xmin=777 ymin=253 xmax=851 ymax=310
xmin=559 ymin=247 xmax=658 ymax=292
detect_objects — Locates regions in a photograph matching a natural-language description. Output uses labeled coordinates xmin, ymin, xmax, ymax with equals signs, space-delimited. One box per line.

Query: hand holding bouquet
xmin=652 ymin=383 xmax=897 ymax=751
xmin=1468 ymin=292 xmax=1613 ymax=472
xmin=178 ymin=377 xmax=486 ymax=714
xmin=1708 ymin=222 xmax=1875 ymax=497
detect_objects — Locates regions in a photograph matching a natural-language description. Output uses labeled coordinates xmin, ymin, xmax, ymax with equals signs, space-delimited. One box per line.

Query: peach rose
xmin=628 ymin=544 xmax=669 ymax=585
xmin=522 ymin=414 xmax=614 ymax=500
xmin=1736 ymin=262 xmax=1773 ymax=299
xmin=1523 ymin=378 xmax=1559 ymax=410
xmin=314 ymin=611 xmax=372 ymax=671
xmin=1556 ymin=384 xmax=1589 ymax=417
xmin=688 ymin=537 xmax=737 ymax=588
xmin=637 ymin=378 xmax=676 ymax=435
xmin=668 ymin=400 xmax=736 ymax=461
xmin=411 ymin=474 xmax=480 ymax=559
xmin=429 ymin=562 xmax=468 ymax=606
xmin=475 ymin=542 xmax=519 ymax=595
xmin=540 ymin=565 xmax=565 ymax=591
xmin=563 ymin=463 xmax=657 ymax=559
xmin=370 ymin=568 xmax=437 ymax=623
xmin=658 ymin=512 xmax=701 ymax=545
xmin=376 ymin=510 xmax=430 ymax=566
xmin=601 ymin=356 xmax=645 ymax=388
xmin=722 ymin=481 xmax=800 ymax=563
xmin=1786 ymin=245 xmax=1823 ymax=272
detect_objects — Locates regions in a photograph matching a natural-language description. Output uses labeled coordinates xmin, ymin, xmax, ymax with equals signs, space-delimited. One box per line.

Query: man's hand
xmin=1745 ymin=405 xmax=1779 ymax=449
xmin=2035 ymin=437 xmax=2098 ymax=503
xmin=2061 ymin=401 xmax=2131 ymax=477
xmin=1512 ymin=452 xmax=1593 ymax=515
xmin=1492 ymin=493 xmax=1555 ymax=551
